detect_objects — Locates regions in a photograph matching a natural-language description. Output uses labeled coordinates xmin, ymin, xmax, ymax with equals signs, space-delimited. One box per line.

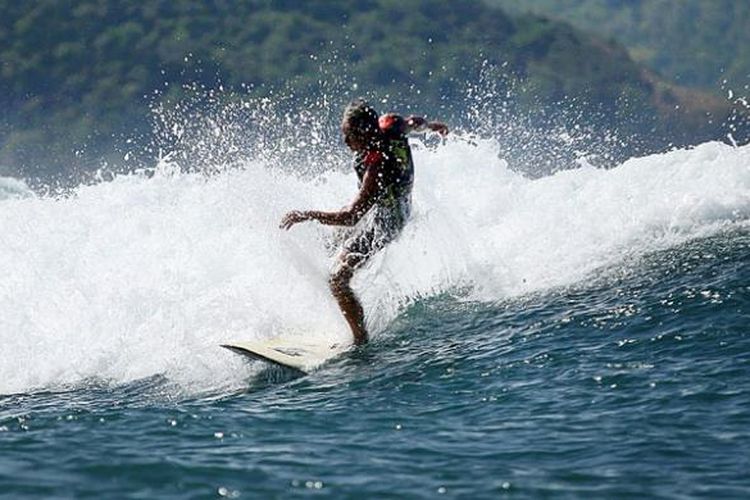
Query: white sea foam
xmin=0 ymin=176 xmax=34 ymax=201
xmin=1 ymin=139 xmax=748 ymax=395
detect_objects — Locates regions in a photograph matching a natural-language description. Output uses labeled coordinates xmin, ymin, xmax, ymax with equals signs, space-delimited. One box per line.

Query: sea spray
xmin=0 ymin=176 xmax=34 ymax=201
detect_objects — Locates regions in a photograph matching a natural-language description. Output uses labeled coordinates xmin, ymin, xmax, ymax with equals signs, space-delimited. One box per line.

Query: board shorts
xmin=335 ymin=195 xmax=411 ymax=271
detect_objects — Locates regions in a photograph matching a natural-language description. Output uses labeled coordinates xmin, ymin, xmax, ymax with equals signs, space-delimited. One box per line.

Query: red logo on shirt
xmin=363 ymin=150 xmax=383 ymax=167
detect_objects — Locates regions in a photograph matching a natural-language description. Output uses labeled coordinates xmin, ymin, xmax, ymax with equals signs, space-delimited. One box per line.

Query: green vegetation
xmin=489 ymin=0 xmax=750 ymax=92
xmin=0 ymin=0 xmax=742 ymax=179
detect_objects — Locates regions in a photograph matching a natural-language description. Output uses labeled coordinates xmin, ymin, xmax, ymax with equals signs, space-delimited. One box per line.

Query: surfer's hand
xmin=428 ymin=122 xmax=449 ymax=136
xmin=280 ymin=210 xmax=309 ymax=230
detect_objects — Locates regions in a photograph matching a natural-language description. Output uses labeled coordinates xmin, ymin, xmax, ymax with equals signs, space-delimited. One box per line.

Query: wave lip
xmin=0 ymin=176 xmax=34 ymax=201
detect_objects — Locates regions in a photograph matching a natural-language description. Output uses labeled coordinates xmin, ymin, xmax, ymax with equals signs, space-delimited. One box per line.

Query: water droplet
xmin=217 ymin=486 xmax=240 ymax=497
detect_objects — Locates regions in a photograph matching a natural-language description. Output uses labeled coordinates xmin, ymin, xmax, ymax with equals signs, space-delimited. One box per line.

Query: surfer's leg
xmin=329 ymin=256 xmax=368 ymax=345
xmin=329 ymin=203 xmax=406 ymax=345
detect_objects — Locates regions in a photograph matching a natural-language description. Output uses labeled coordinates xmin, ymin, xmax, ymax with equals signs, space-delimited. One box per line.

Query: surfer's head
xmin=342 ymin=98 xmax=380 ymax=152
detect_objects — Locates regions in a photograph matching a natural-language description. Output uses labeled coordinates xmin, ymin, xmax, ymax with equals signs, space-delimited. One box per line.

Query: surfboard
xmin=221 ymin=338 xmax=348 ymax=372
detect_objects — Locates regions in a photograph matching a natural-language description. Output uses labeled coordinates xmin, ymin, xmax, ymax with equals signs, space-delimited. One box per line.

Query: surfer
xmin=280 ymin=99 xmax=448 ymax=345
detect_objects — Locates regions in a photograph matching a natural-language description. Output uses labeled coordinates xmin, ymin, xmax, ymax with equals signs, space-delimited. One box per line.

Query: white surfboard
xmin=221 ymin=338 xmax=349 ymax=372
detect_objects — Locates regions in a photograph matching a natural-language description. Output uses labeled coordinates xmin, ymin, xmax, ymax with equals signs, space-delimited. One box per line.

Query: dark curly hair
xmin=341 ymin=98 xmax=379 ymax=135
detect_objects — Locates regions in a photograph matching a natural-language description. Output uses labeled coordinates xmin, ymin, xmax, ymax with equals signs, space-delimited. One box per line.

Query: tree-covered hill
xmin=489 ymin=0 xmax=750 ymax=92
xmin=0 ymin=0 xmax=743 ymax=180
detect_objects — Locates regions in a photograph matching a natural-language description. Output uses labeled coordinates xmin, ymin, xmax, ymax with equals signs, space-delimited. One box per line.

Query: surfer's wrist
xmin=428 ymin=121 xmax=449 ymax=135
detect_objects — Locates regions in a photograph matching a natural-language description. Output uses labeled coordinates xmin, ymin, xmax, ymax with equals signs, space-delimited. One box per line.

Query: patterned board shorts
xmin=335 ymin=196 xmax=411 ymax=270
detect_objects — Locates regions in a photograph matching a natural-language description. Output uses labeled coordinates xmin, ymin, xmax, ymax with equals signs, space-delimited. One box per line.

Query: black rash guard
xmin=353 ymin=113 xmax=414 ymax=209
xmin=337 ymin=113 xmax=414 ymax=266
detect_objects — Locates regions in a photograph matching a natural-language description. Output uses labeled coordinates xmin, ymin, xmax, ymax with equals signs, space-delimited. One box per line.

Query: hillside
xmin=0 ymin=0 xmax=743 ymax=180
xmin=489 ymin=0 xmax=750 ymax=93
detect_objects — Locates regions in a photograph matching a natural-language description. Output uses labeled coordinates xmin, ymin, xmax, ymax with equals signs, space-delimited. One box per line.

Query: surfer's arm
xmin=280 ymin=166 xmax=380 ymax=230
xmin=405 ymin=115 xmax=449 ymax=136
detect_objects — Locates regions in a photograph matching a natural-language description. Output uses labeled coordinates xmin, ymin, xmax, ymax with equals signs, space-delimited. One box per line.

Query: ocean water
xmin=1 ymin=138 xmax=749 ymax=498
